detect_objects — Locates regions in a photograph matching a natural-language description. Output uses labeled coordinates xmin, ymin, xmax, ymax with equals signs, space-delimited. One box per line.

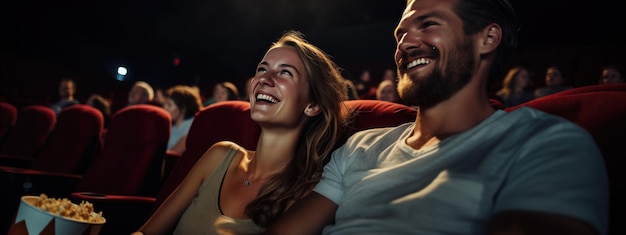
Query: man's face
xmin=602 ymin=68 xmax=622 ymax=84
xmin=59 ymin=80 xmax=75 ymax=99
xmin=545 ymin=67 xmax=563 ymax=87
xmin=394 ymin=0 xmax=475 ymax=109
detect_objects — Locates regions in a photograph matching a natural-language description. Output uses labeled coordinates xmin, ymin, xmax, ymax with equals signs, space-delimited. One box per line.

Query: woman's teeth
xmin=256 ymin=93 xmax=278 ymax=103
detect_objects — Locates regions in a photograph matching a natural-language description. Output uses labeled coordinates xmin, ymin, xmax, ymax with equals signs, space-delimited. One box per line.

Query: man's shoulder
xmin=345 ymin=123 xmax=412 ymax=147
xmin=507 ymin=106 xmax=567 ymax=122
xmin=352 ymin=122 xmax=411 ymax=137
xmin=504 ymin=107 xmax=591 ymax=138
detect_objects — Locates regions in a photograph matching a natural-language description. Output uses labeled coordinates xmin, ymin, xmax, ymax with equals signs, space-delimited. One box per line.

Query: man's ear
xmin=479 ymin=24 xmax=502 ymax=54
xmin=304 ymin=103 xmax=321 ymax=117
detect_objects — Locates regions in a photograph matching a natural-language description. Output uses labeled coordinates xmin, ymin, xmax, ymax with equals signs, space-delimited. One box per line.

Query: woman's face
xmin=515 ymin=69 xmax=530 ymax=88
xmin=249 ymin=46 xmax=310 ymax=127
xmin=163 ymin=98 xmax=182 ymax=121
xmin=378 ymin=83 xmax=398 ymax=102
xmin=213 ymin=84 xmax=229 ymax=102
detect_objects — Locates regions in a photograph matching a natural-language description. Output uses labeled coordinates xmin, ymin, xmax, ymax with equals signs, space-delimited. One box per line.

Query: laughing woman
xmin=132 ymin=30 xmax=350 ymax=235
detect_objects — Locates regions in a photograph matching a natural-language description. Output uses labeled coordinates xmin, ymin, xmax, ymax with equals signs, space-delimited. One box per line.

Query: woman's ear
xmin=479 ymin=24 xmax=502 ymax=54
xmin=304 ymin=104 xmax=321 ymax=117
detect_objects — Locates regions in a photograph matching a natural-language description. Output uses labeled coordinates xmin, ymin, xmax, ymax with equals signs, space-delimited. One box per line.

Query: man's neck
xmin=408 ymin=81 xmax=495 ymax=149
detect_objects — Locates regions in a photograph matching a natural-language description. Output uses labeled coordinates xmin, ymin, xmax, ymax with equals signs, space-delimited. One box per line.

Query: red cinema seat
xmin=0 ymin=102 xmax=17 ymax=145
xmin=0 ymin=105 xmax=56 ymax=166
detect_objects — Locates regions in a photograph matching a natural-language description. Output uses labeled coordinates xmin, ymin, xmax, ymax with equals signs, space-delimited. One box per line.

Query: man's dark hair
xmin=453 ymin=0 xmax=520 ymax=85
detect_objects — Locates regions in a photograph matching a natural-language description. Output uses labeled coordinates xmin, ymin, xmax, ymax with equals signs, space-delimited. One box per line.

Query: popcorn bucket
xmin=8 ymin=196 xmax=106 ymax=235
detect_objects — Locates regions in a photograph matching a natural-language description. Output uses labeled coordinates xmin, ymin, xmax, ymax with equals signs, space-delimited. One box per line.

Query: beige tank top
xmin=173 ymin=147 xmax=264 ymax=235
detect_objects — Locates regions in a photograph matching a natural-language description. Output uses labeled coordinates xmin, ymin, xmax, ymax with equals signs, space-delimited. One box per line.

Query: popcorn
xmin=33 ymin=194 xmax=105 ymax=223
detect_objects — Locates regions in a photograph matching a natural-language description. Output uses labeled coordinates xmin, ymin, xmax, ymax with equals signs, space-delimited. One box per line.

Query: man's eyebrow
xmin=416 ymin=11 xmax=448 ymax=22
xmin=394 ymin=11 xmax=448 ymax=38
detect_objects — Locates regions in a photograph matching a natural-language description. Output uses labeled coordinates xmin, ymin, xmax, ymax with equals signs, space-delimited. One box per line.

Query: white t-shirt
xmin=314 ymin=107 xmax=608 ymax=235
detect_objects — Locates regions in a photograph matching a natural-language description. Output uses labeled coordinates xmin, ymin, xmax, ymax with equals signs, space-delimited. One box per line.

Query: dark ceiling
xmin=2 ymin=0 xmax=625 ymax=87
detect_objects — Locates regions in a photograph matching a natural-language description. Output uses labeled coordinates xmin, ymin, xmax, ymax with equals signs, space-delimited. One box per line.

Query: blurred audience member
xmin=153 ymin=87 xmax=167 ymax=107
xmin=50 ymin=77 xmax=79 ymax=115
xmin=163 ymin=85 xmax=203 ymax=155
xmin=382 ymin=68 xmax=397 ymax=81
xmin=86 ymin=94 xmax=112 ymax=128
xmin=128 ymin=81 xmax=155 ymax=105
xmin=203 ymin=81 xmax=239 ymax=106
xmin=599 ymin=65 xmax=624 ymax=84
xmin=190 ymin=85 xmax=203 ymax=100
xmin=496 ymin=66 xmax=535 ymax=107
xmin=375 ymin=79 xmax=400 ymax=103
xmin=344 ymin=79 xmax=359 ymax=100
xmin=354 ymin=69 xmax=377 ymax=99
xmin=534 ymin=66 xmax=572 ymax=98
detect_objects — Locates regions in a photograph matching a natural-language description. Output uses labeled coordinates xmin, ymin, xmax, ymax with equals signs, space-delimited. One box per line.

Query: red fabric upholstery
xmin=0 ymin=105 xmax=56 ymax=158
xmin=505 ymin=83 xmax=626 ymax=235
xmin=0 ymin=102 xmax=17 ymax=145
xmin=344 ymin=100 xmax=416 ymax=135
xmin=75 ymin=104 xmax=171 ymax=197
xmin=0 ymin=104 xmax=170 ymax=235
xmin=29 ymin=104 xmax=104 ymax=174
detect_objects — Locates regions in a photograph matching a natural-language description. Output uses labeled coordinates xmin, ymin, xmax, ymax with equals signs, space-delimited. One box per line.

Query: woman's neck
xmin=247 ymin=128 xmax=302 ymax=179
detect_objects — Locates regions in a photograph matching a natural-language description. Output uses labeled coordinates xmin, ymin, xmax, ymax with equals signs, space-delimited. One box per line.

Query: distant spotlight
xmin=117 ymin=66 xmax=128 ymax=75
xmin=116 ymin=66 xmax=127 ymax=81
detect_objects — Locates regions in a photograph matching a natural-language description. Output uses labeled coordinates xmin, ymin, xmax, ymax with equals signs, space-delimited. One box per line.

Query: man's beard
xmin=397 ymin=39 xmax=475 ymax=110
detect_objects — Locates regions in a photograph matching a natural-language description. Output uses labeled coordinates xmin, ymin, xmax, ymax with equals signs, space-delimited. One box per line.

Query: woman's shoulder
xmin=209 ymin=140 xmax=246 ymax=153
xmin=204 ymin=141 xmax=249 ymax=163
xmin=194 ymin=141 xmax=247 ymax=173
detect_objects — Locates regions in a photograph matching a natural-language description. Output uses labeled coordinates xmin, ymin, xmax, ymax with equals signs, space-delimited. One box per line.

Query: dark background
xmin=1 ymin=0 xmax=624 ymax=111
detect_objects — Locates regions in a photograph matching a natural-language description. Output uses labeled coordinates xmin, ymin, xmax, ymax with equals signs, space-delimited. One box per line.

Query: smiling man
xmin=264 ymin=0 xmax=609 ymax=235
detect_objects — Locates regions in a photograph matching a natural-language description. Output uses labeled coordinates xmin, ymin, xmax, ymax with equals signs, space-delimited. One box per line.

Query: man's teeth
xmin=407 ymin=58 xmax=430 ymax=70
xmin=256 ymin=94 xmax=278 ymax=103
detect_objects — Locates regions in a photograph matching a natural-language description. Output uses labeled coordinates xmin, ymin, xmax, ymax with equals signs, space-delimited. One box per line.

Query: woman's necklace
xmin=244 ymin=164 xmax=252 ymax=187
xmin=244 ymin=155 xmax=253 ymax=187
xmin=243 ymin=158 xmax=286 ymax=187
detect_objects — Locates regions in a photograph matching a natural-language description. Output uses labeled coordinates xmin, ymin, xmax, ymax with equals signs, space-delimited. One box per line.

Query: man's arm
xmin=487 ymin=210 xmax=600 ymax=235
xmin=264 ymin=192 xmax=338 ymax=235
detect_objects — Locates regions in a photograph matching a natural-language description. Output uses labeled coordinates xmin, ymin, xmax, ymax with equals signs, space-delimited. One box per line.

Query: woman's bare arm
xmin=134 ymin=142 xmax=231 ymax=235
